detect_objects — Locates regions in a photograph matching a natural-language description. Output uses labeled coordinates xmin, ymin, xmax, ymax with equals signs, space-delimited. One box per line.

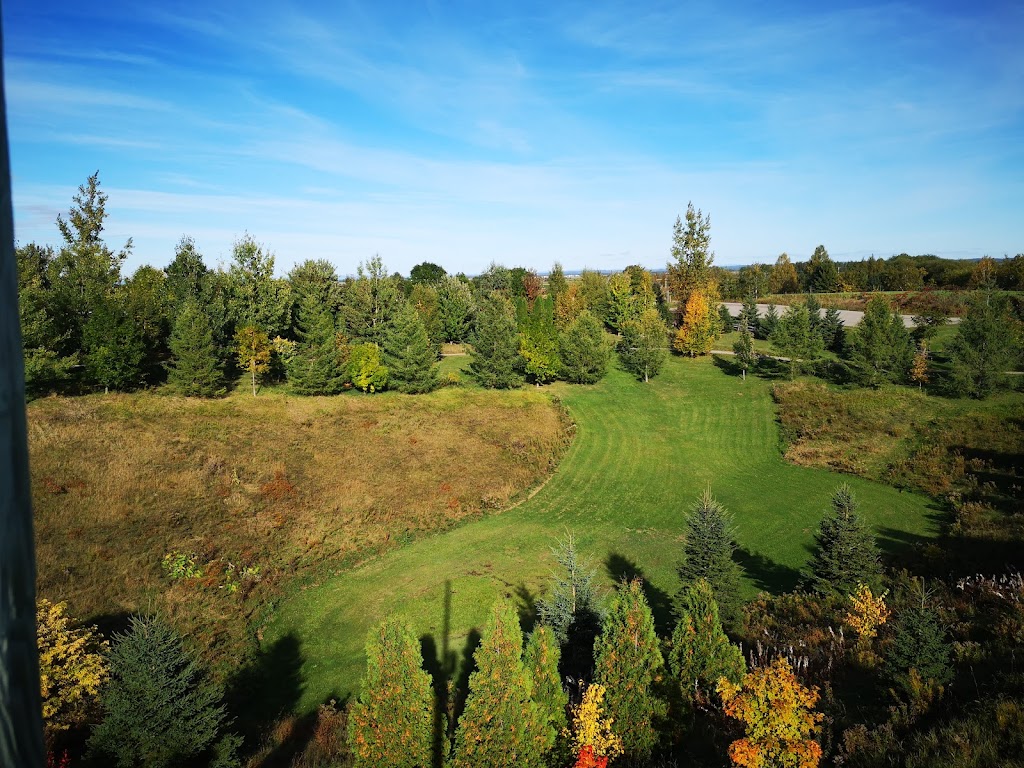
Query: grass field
xmin=264 ymin=355 xmax=940 ymax=712
xmin=28 ymin=382 xmax=567 ymax=665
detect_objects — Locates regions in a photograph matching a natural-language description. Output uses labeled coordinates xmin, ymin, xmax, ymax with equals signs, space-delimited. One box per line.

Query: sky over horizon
xmin=5 ymin=0 xmax=1023 ymax=277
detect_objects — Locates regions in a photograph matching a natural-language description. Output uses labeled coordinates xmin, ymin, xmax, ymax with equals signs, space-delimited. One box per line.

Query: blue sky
xmin=5 ymin=1 xmax=1023 ymax=277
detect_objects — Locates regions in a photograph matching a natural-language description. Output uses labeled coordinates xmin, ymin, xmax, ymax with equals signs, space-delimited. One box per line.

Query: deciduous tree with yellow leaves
xmin=568 ymin=684 xmax=622 ymax=768
xmin=36 ymin=599 xmax=108 ymax=740
xmin=717 ymin=657 xmax=824 ymax=768
xmin=673 ymin=288 xmax=718 ymax=357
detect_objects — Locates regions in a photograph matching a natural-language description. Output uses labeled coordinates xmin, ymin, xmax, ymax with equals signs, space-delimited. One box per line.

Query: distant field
xmin=28 ymin=382 xmax=568 ymax=664
xmin=265 ymin=355 xmax=939 ymax=711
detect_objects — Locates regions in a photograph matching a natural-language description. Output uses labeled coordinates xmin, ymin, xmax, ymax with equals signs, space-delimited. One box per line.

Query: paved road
xmin=722 ymin=302 xmax=929 ymax=328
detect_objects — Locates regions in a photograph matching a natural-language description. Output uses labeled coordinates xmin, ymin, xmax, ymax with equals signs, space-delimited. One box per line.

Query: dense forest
xmin=22 ymin=176 xmax=1024 ymax=768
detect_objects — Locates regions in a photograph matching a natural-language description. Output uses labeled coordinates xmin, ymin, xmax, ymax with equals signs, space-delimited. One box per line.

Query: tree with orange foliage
xmin=673 ymin=288 xmax=718 ymax=357
xmin=910 ymin=343 xmax=929 ymax=389
xmin=717 ymin=657 xmax=824 ymax=768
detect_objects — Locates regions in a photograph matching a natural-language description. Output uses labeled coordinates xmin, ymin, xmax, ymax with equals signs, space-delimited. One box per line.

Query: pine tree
xmin=947 ymin=290 xmax=1020 ymax=399
xmin=537 ymin=534 xmax=603 ymax=680
xmin=593 ymin=579 xmax=667 ymax=762
xmin=524 ymin=627 xmax=569 ymax=764
xmin=81 ymin=290 xmax=146 ymax=392
xmin=452 ymin=600 xmax=553 ymax=768
xmin=558 ymin=311 xmax=610 ymax=384
xmin=770 ymin=303 xmax=823 ymax=379
xmin=667 ymin=203 xmax=714 ymax=310
xmin=802 ymin=484 xmax=883 ymax=596
xmin=343 ymin=255 xmax=403 ymax=345
xmin=383 ymin=301 xmax=439 ymax=393
xmin=677 ymin=489 xmax=744 ymax=626
xmin=718 ymin=303 xmax=735 ymax=334
xmin=437 ymin=275 xmax=475 ymax=342
xmin=739 ymin=296 xmax=760 ymax=336
xmin=733 ymin=325 xmax=755 ymax=381
xmin=618 ymin=308 xmax=669 ymax=382
xmin=806 ymin=245 xmax=839 ymax=292
xmin=286 ymin=293 xmax=348 ymax=395
xmin=669 ymin=579 xmax=745 ymax=705
xmin=347 ymin=617 xmax=434 ymax=768
xmin=758 ymin=303 xmax=780 ymax=340
xmin=847 ymin=296 xmax=913 ymax=387
xmin=821 ymin=306 xmax=845 ymax=351
xmin=470 ymin=293 xmax=524 ymax=389
xmin=227 ymin=234 xmax=291 ymax=338
xmin=167 ymin=299 xmax=225 ymax=397
xmin=88 ymin=615 xmax=237 ymax=768
xmin=885 ymin=599 xmax=953 ymax=697
xmin=674 ymin=288 xmax=718 ymax=356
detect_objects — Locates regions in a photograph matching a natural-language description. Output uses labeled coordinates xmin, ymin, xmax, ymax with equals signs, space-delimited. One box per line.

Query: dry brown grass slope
xmin=28 ymin=386 xmax=569 ymax=666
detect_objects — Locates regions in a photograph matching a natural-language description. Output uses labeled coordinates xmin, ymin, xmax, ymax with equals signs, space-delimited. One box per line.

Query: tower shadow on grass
xmin=605 ymin=552 xmax=675 ymax=636
xmin=733 ymin=546 xmax=802 ymax=593
xmin=225 ymin=632 xmax=310 ymax=767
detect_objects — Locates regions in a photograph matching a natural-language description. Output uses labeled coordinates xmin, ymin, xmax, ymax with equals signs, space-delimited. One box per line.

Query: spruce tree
xmin=452 ymin=600 xmax=553 ymax=768
xmin=287 ymin=294 xmax=348 ymax=395
xmin=558 ymin=310 xmax=610 ymax=384
xmin=618 ymin=308 xmax=669 ymax=382
xmin=822 ymin=305 xmax=845 ymax=351
xmin=383 ymin=301 xmax=439 ymax=393
xmin=347 ymin=617 xmax=434 ymax=768
xmin=167 ymin=299 xmax=225 ymax=397
xmin=769 ymin=302 xmax=823 ymax=379
xmin=593 ymin=579 xmax=667 ymax=762
xmin=739 ymin=295 xmax=760 ymax=336
xmin=885 ymin=600 xmax=953 ymax=697
xmin=947 ymin=291 xmax=1019 ymax=399
xmin=537 ymin=534 xmax=603 ymax=679
xmin=470 ymin=293 xmax=524 ymax=389
xmin=847 ymin=296 xmax=914 ymax=388
xmin=677 ymin=489 xmax=744 ymax=626
xmin=732 ymin=325 xmax=755 ymax=380
xmin=802 ymin=484 xmax=883 ymax=596
xmin=88 ymin=615 xmax=236 ymax=768
xmin=437 ymin=275 xmax=475 ymax=342
xmin=669 ymin=579 xmax=745 ymax=705
xmin=524 ymin=626 xmax=569 ymax=765
xmin=81 ymin=290 xmax=146 ymax=392
xmin=758 ymin=303 xmax=779 ymax=340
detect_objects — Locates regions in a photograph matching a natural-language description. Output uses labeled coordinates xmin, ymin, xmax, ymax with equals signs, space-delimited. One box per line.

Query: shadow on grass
xmin=605 ymin=552 xmax=675 ymax=637
xmin=733 ymin=546 xmax=802 ymax=593
xmin=225 ymin=632 xmax=316 ymax=768
xmin=753 ymin=356 xmax=790 ymax=381
xmin=711 ymin=354 xmax=743 ymax=378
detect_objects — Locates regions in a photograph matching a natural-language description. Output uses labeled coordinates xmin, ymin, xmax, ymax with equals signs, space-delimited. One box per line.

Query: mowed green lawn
xmin=264 ymin=355 xmax=939 ymax=711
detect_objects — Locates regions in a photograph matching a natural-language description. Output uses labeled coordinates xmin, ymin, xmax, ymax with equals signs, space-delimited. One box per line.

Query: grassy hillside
xmin=264 ymin=355 xmax=939 ymax=711
xmin=29 ymin=383 xmax=568 ymax=663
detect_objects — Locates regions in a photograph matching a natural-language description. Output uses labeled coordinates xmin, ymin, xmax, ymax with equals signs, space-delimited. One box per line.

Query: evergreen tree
xmin=518 ymin=296 xmax=560 ymax=385
xmin=383 ymin=301 xmax=440 ymax=393
xmin=470 ymin=293 xmax=524 ymax=389
xmin=718 ymin=303 xmax=735 ymax=334
xmin=343 ymin=255 xmax=403 ymax=345
xmin=347 ymin=617 xmax=434 ymax=768
xmin=770 ymin=303 xmax=824 ymax=379
xmin=669 ymin=579 xmax=746 ymax=705
xmin=677 ymin=489 xmax=744 ymax=626
xmin=287 ymin=294 xmax=348 ymax=395
xmin=81 ymin=290 xmax=146 ymax=392
xmin=806 ymin=245 xmax=839 ymax=292
xmin=667 ymin=203 xmax=714 ymax=310
xmin=437 ymin=275 xmax=475 ymax=343
xmin=846 ymin=296 xmax=914 ymax=388
xmin=758 ymin=303 xmax=780 ymax=340
xmin=802 ymin=484 xmax=883 ymax=596
xmin=885 ymin=601 xmax=953 ymax=698
xmin=165 ymin=236 xmax=208 ymax=308
xmin=558 ymin=310 xmax=610 ymax=384
xmin=673 ymin=288 xmax=718 ymax=356
xmin=17 ymin=243 xmax=77 ymax=395
xmin=227 ymin=234 xmax=291 ymax=338
xmin=821 ymin=305 xmax=845 ymax=351
xmin=408 ymin=283 xmax=443 ymax=354
xmin=805 ymin=293 xmax=823 ymax=338
xmin=618 ymin=308 xmax=669 ymax=382
xmin=287 ymin=259 xmax=342 ymax=331
xmin=124 ymin=265 xmax=173 ymax=385
xmin=547 ymin=262 xmax=568 ymax=304
xmin=452 ymin=600 xmax=553 ymax=768
xmin=409 ymin=261 xmax=447 ymax=286
xmin=593 ymin=579 xmax=667 ymax=762
xmin=947 ymin=291 xmax=1020 ymax=398
xmin=537 ymin=534 xmax=604 ymax=680
xmin=88 ymin=615 xmax=237 ymax=768
xmin=524 ymin=627 xmax=569 ymax=765
xmin=167 ymin=299 xmax=225 ymax=397
xmin=733 ymin=325 xmax=755 ymax=380
xmin=739 ymin=295 xmax=760 ymax=336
